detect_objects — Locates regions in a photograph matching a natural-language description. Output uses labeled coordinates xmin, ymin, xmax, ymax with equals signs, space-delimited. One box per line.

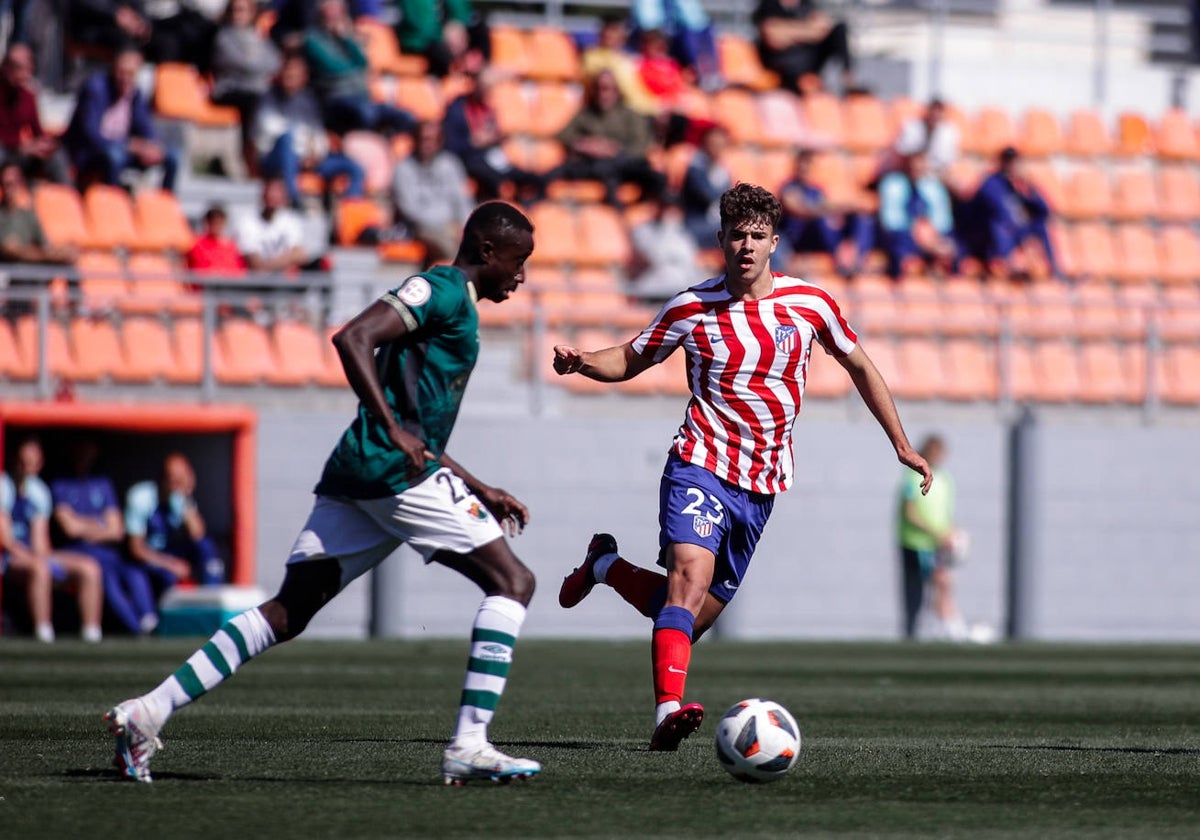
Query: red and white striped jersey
xmin=632 ymin=273 xmax=857 ymax=494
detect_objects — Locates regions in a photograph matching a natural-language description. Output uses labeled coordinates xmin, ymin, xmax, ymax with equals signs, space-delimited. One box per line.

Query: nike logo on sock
xmin=666 ymin=665 xmax=687 ymax=675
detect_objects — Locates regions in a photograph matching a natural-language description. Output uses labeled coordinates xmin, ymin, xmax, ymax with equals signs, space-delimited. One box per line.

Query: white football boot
xmin=104 ymin=698 xmax=164 ymax=783
xmin=441 ymin=742 xmax=541 ymax=786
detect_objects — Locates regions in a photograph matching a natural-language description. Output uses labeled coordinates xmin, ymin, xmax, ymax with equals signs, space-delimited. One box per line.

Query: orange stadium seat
xmin=167 ymin=317 xmax=204 ymax=384
xmin=942 ymin=338 xmax=998 ymax=401
xmin=716 ymin=34 xmax=779 ymax=91
xmin=893 ymin=277 xmax=943 ymax=335
xmin=663 ymin=143 xmax=697 ymax=191
xmin=722 ymin=146 xmax=762 ymax=185
xmin=943 ymin=158 xmax=984 ymax=199
xmin=803 ymin=347 xmax=851 ymax=399
xmin=802 ymin=92 xmax=845 ymax=148
xmin=968 ymin=107 xmax=1016 ymax=157
xmin=215 ymin=318 xmax=274 ymax=385
xmin=317 ymin=326 xmax=348 ymax=388
xmin=14 ymin=315 xmax=72 ymax=378
xmin=1157 ymin=164 xmax=1200 ymax=222
xmin=1078 ymin=341 xmax=1137 ymax=404
xmin=1158 ymin=225 xmax=1200 ymax=286
xmin=33 ymin=183 xmax=90 ymax=248
xmin=1068 ymin=222 xmax=1117 ymax=282
xmin=395 ymin=76 xmax=444 ymax=121
xmin=526 ymin=203 xmax=578 ymax=266
xmin=1022 ymin=160 xmax=1064 ymax=211
xmin=1113 ymin=223 xmax=1161 ymax=284
xmin=885 ymin=97 xmax=922 ymax=137
xmin=335 ymin=197 xmax=386 ymax=246
xmin=114 ymin=317 xmax=176 ymax=382
xmin=712 ymin=89 xmax=766 ymax=146
xmin=1007 ymin=282 xmax=1076 ymax=338
xmin=577 ymin=204 xmax=630 ymax=267
xmin=1074 ymin=283 xmax=1123 ymax=340
xmin=342 ymin=131 xmax=393 ymax=194
xmin=1111 ymin=168 xmax=1159 ymax=221
xmin=76 ymin=251 xmax=128 ymax=310
xmin=808 ymin=153 xmax=855 ymax=209
xmin=940 ymin=280 xmax=1000 ymax=337
xmin=673 ymin=87 xmax=713 ymax=122
xmin=758 ymin=90 xmax=808 ymax=148
xmin=489 ymin=80 xmax=532 ymax=136
xmin=83 ymin=185 xmax=139 ymax=250
xmin=1115 ymin=285 xmax=1158 ymax=340
xmin=1114 ymin=111 xmax=1153 ymax=157
xmin=527 ymin=138 xmax=566 ymax=173
xmin=851 ymin=277 xmax=899 ymax=336
xmin=1064 ymin=109 xmax=1111 ymax=158
xmin=895 ymin=337 xmax=944 ymax=400
xmin=0 ymin=317 xmax=34 ymax=380
xmin=842 ymin=94 xmax=891 ymax=154
xmin=526 ymin=28 xmax=581 ymax=82
xmin=69 ymin=317 xmax=123 ymax=381
xmin=861 ymin=336 xmax=905 ymax=395
xmin=530 ymin=83 xmax=582 ymax=138
xmin=154 ymin=63 xmax=238 ymax=127
xmin=356 ymin=18 xmax=426 ymax=76
xmin=1161 ymin=345 xmax=1200 ymax=405
xmin=1034 ymin=339 xmax=1083 ymax=402
xmin=1154 ymin=108 xmax=1199 ymax=161
xmin=489 ymin=26 xmax=530 ymax=77
xmin=757 ymin=148 xmax=793 ymax=193
xmin=126 ymin=252 xmax=199 ymax=315
xmin=1062 ymin=165 xmax=1112 ymax=220
xmin=268 ymin=320 xmax=327 ymax=386
xmin=1158 ymin=285 xmax=1200 ymax=341
xmin=134 ymin=190 xmax=195 ymax=252
xmin=1016 ymin=108 xmax=1062 ymax=157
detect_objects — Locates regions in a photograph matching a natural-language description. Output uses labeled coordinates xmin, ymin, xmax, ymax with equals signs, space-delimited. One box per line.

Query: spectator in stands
xmin=141 ymin=0 xmax=219 ymax=71
xmin=396 ymin=0 xmax=490 ymax=78
xmin=893 ymin=97 xmax=960 ymax=177
xmin=443 ymin=67 xmax=546 ymax=201
xmin=69 ymin=0 xmax=152 ymax=52
xmin=125 ymin=452 xmax=225 ymax=589
xmin=1 ymin=438 xmax=104 ymax=643
xmin=628 ymin=193 xmax=700 ymax=302
xmin=632 ymin=0 xmax=720 ymax=90
xmin=963 ymin=146 xmax=1058 ymax=279
xmin=53 ymin=438 xmax=158 ymax=636
xmin=392 ymin=120 xmax=472 ymax=263
xmin=582 ymin=15 xmax=659 ymax=116
xmin=234 ymin=177 xmax=308 ymax=272
xmin=681 ymin=124 xmax=731 ymax=247
xmin=877 ymin=151 xmax=957 ymax=279
xmin=211 ymin=0 xmax=282 ymax=176
xmin=0 ymin=164 xmax=77 ymax=264
xmin=637 ymin=29 xmax=686 ymax=107
xmin=255 ymin=54 xmax=365 ymax=209
xmin=186 ymin=205 xmax=245 ymax=275
xmin=0 ymin=45 xmax=68 ymax=183
xmin=754 ymin=0 xmax=855 ymax=95
xmin=779 ymin=148 xmax=871 ymax=276
xmin=557 ymin=69 xmax=664 ymax=207
xmin=64 ymin=47 xmax=180 ymax=192
xmin=303 ymin=0 xmax=415 ymax=136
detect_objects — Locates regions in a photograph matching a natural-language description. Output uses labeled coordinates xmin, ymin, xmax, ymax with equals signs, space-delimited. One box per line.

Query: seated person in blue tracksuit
xmin=779 ymin=147 xmax=873 ymax=276
xmin=125 ymin=453 xmax=225 ymax=589
xmin=876 ymin=151 xmax=958 ymax=279
xmin=52 ymin=439 xmax=158 ymax=635
xmin=963 ymin=146 xmax=1058 ymax=278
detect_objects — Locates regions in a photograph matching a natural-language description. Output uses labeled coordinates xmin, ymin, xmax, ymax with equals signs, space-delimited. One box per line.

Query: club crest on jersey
xmin=692 ymin=515 xmax=713 ymax=538
xmin=775 ymin=325 xmax=798 ymax=354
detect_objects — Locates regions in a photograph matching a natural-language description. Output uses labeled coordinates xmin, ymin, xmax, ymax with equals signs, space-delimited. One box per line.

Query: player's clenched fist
xmin=553 ymin=344 xmax=585 ymax=375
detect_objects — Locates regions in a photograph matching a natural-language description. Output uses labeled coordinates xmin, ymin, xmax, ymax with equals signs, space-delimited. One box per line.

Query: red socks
xmin=606 ymin=559 xmax=668 ymax=618
xmin=652 ymin=606 xmax=696 ymax=705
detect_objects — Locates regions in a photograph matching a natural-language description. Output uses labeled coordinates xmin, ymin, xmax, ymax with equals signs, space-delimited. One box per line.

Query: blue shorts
xmin=657 ymin=453 xmax=775 ymax=603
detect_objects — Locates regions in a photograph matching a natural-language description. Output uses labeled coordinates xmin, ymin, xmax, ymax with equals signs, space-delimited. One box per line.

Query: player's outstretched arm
xmin=837 ymin=345 xmax=933 ymax=494
xmin=553 ymin=340 xmax=656 ymax=383
xmin=331 ymin=300 xmax=434 ymax=468
xmin=437 ymin=452 xmax=529 ymax=536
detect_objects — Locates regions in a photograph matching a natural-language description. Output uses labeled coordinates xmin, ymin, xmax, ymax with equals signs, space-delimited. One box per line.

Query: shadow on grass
xmin=334 ymin=737 xmax=616 ymax=751
xmin=987 ymin=744 xmax=1200 ymax=756
xmin=60 ymin=767 xmax=446 ymax=786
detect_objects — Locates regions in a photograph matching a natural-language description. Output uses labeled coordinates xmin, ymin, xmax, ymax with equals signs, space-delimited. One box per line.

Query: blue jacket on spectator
xmin=967 ymin=170 xmax=1056 ymax=274
xmin=64 ymin=69 xmax=157 ymax=161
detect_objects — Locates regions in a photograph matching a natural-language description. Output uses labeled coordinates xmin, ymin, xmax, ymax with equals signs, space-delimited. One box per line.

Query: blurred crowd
xmin=1 ymin=437 xmax=224 ymax=640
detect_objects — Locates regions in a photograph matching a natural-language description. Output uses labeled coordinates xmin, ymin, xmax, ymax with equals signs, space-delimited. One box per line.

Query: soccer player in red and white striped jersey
xmin=554 ymin=184 xmax=932 ymax=751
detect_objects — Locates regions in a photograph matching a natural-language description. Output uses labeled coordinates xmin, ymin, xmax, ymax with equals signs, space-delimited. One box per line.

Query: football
xmin=714 ymin=699 xmax=802 ymax=783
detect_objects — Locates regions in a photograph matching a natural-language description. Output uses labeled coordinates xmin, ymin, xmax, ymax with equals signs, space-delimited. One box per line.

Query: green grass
xmin=1 ymin=639 xmax=1198 ymax=839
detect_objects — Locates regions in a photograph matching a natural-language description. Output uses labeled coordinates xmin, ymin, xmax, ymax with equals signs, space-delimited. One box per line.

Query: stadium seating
xmin=84 ymin=186 xmax=139 ymax=251
xmin=134 ymin=191 xmax=195 ymax=252
xmin=154 ymin=63 xmax=239 ymax=127
xmin=716 ymin=34 xmax=779 ymax=91
xmin=116 ymin=317 xmax=178 ymax=383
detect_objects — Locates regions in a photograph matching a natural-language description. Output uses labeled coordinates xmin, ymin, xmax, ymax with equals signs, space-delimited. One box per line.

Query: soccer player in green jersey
xmin=105 ymin=202 xmax=541 ymax=786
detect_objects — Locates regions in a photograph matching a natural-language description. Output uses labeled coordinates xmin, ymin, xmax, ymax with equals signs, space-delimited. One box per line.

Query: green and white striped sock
xmin=453 ymin=595 xmax=527 ymax=748
xmin=144 ymin=608 xmax=277 ymax=718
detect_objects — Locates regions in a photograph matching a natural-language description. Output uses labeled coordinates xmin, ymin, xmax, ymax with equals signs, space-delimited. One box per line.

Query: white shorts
xmin=287 ymin=467 xmax=505 ymax=591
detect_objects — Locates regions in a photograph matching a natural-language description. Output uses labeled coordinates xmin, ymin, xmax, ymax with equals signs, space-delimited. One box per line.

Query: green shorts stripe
xmin=471 ymin=628 xmax=517 ymax=648
xmin=460 ymin=689 xmax=500 ymax=711
xmin=467 ymin=657 xmax=511 ymax=678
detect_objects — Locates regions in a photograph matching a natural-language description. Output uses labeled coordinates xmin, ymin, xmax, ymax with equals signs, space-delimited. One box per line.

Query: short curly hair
xmin=719 ymin=183 xmax=781 ymax=232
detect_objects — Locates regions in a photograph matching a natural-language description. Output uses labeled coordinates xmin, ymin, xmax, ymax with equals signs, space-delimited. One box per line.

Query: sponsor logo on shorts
xmin=467 ymin=502 xmax=491 ymax=521
xmin=692 ymin=515 xmax=713 ymax=538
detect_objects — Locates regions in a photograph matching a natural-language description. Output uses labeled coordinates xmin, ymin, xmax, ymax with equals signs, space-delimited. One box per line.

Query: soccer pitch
xmin=2 ymin=640 xmax=1197 ymax=839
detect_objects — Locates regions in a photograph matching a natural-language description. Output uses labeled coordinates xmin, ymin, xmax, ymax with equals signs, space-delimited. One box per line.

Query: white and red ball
xmin=714 ymin=699 xmax=802 ymax=783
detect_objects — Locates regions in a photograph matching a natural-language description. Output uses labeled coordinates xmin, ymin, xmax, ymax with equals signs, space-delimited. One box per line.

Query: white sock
xmin=655 ymin=700 xmax=681 ymax=727
xmin=35 ymin=623 xmax=55 ymax=643
xmin=81 ymin=625 xmax=103 ymax=643
xmin=592 ymin=552 xmax=619 ymax=585
xmin=143 ymin=607 xmax=277 ymax=721
xmin=452 ymin=596 xmax=526 ymax=749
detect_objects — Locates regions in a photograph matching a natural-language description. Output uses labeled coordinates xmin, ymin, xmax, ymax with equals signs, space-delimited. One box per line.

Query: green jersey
xmin=897 ymin=468 xmax=954 ymax=552
xmin=316 ymin=266 xmax=479 ymax=499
